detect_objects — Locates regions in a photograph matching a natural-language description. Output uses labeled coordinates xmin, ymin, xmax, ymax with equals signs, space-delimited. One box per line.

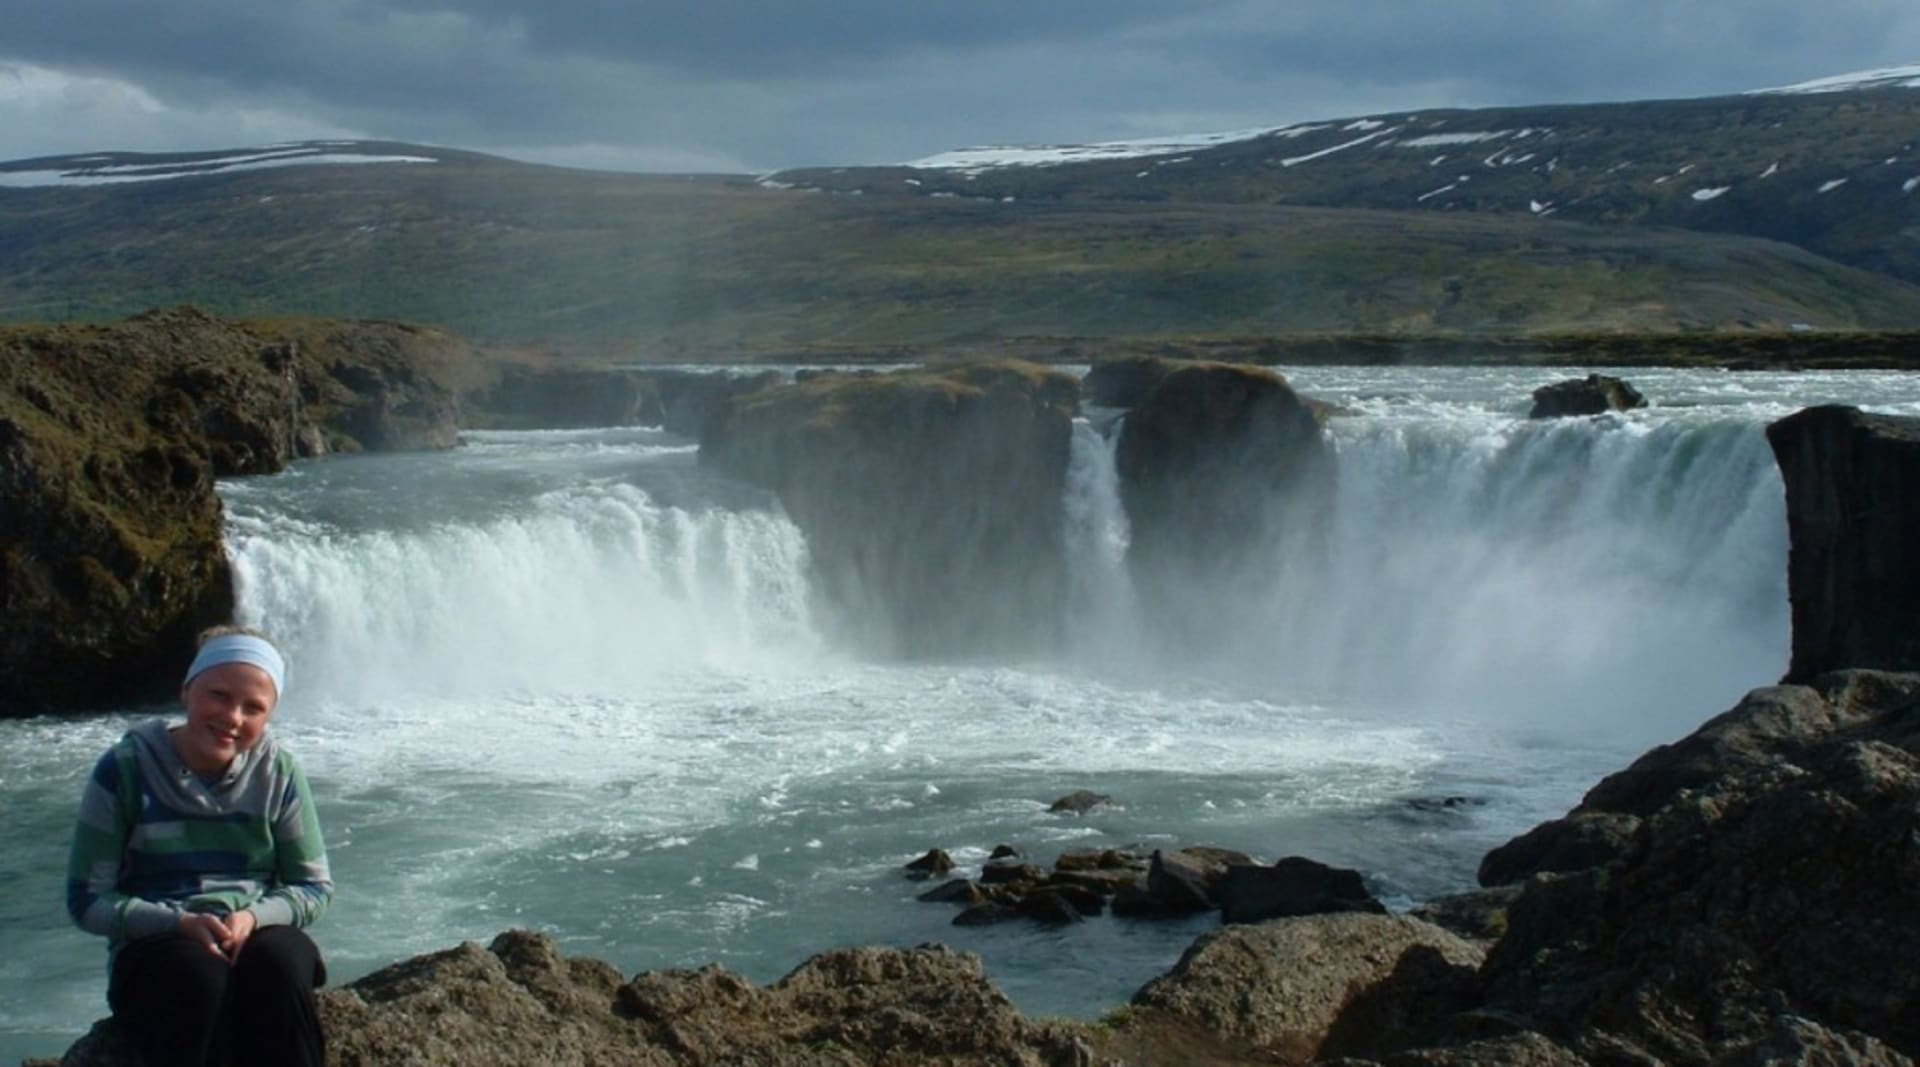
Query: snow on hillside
xmin=902 ymin=122 xmax=1337 ymax=171
xmin=0 ymin=142 xmax=437 ymax=188
xmin=1748 ymin=64 xmax=1920 ymax=95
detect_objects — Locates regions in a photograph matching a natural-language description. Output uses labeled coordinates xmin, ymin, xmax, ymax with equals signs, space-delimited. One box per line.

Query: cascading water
xmin=8 ymin=368 xmax=1920 ymax=1064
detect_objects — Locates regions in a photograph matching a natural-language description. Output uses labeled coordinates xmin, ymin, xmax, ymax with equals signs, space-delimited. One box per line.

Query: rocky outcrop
xmin=700 ymin=362 xmax=1079 ymax=657
xmin=1114 ymin=362 xmax=1334 ymax=637
xmin=1121 ymin=915 xmax=1486 ymax=1065
xmin=1766 ymin=405 xmax=1920 ymax=681
xmin=1082 ymin=355 xmax=1182 ymax=409
xmin=1472 ymin=670 xmax=1920 ymax=1064
xmin=1527 ymin=374 xmax=1647 ymax=418
xmin=0 ymin=308 xmax=470 ymax=714
xmin=651 ymin=369 xmax=786 ymax=437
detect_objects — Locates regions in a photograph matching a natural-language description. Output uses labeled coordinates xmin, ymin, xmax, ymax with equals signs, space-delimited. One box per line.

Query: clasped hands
xmin=178 ymin=909 xmax=258 ymax=963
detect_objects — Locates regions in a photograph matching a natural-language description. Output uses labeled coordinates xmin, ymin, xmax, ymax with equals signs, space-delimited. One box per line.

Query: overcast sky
xmin=3 ymin=1 xmax=1919 ymax=173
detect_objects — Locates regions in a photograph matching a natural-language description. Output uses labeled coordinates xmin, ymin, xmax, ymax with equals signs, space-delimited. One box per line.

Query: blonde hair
xmin=196 ymin=624 xmax=278 ymax=649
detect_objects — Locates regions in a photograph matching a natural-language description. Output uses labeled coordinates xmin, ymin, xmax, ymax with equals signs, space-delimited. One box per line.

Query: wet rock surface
xmin=1527 ymin=374 xmax=1646 ymax=418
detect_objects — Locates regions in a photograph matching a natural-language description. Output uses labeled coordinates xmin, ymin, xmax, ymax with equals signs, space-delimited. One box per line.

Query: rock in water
xmin=1216 ymin=856 xmax=1386 ymax=925
xmin=700 ymin=361 xmax=1079 ymax=658
xmin=1047 ymin=789 xmax=1111 ymax=814
xmin=1766 ymin=405 xmax=1920 ymax=681
xmin=1114 ymin=361 xmax=1333 ymax=644
xmin=1527 ymin=374 xmax=1646 ymax=418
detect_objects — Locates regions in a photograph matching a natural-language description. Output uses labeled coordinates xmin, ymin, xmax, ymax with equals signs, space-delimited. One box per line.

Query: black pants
xmin=108 ymin=925 xmax=326 ymax=1067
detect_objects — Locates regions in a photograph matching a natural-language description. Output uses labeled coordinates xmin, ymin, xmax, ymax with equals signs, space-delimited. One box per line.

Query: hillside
xmin=772 ymin=79 xmax=1920 ymax=287
xmin=7 ymin=74 xmax=1920 ymax=357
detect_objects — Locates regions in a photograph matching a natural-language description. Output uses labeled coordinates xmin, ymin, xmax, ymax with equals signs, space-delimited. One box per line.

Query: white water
xmin=6 ymin=367 xmax=1920 ymax=1061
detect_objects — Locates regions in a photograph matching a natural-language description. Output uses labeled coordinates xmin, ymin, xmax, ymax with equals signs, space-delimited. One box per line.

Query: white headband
xmin=183 ymin=634 xmax=287 ymax=699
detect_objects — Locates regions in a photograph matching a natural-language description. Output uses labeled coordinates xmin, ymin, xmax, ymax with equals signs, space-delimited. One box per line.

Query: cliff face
xmin=0 ymin=308 xmax=469 ymax=714
xmin=1766 ymin=405 xmax=1920 ymax=682
xmin=701 ymin=361 xmax=1080 ymax=657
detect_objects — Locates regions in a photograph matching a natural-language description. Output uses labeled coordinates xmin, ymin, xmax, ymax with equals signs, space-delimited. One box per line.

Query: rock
xmin=1047 ymin=790 xmax=1112 ymax=814
xmin=917 ymin=878 xmax=987 ymax=905
xmin=648 ymin=369 xmax=785 ymax=438
xmin=1216 ymin=856 xmax=1387 ymax=925
xmin=1527 ymin=374 xmax=1647 ymax=418
xmin=1476 ymin=672 xmax=1920 ymax=1064
xmin=988 ymin=844 xmax=1024 ymax=860
xmin=1114 ymin=362 xmax=1334 ymax=641
xmin=700 ymin=361 xmax=1080 ymax=658
xmin=1126 ymin=914 xmax=1486 ymax=1064
xmin=1083 ymin=354 xmax=1183 ymax=408
xmin=317 ymin=929 xmax=1097 ymax=1066
xmin=1111 ymin=847 xmax=1252 ymax=917
xmin=953 ymin=902 xmax=1023 ymax=926
xmin=1476 ymin=811 xmax=1643 ymax=886
xmin=1766 ymin=406 xmax=1920 ymax=681
xmin=905 ymin=848 xmax=956 ymax=880
xmin=0 ymin=309 xmax=472 ymax=714
xmin=981 ymin=860 xmax=1048 ymax=886
xmin=1053 ymin=847 xmax=1146 ymax=873
xmin=470 ymin=366 xmax=662 ymax=428
xmin=1015 ymin=890 xmax=1089 ymax=924
xmin=1408 ymin=885 xmax=1523 ymax=944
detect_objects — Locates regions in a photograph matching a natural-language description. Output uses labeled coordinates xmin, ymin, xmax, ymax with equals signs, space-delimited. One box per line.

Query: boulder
xmin=1124 ymin=914 xmax=1485 ymax=1064
xmin=1114 ymin=362 xmax=1334 ymax=638
xmin=1476 ymin=671 xmax=1920 ymax=1064
xmin=1115 ymin=847 xmax=1254 ymax=917
xmin=1766 ymin=406 xmax=1920 ymax=681
xmin=1083 ymin=354 xmax=1183 ymax=408
xmin=1047 ymin=790 xmax=1111 ymax=814
xmin=1407 ymin=885 xmax=1523 ymax=945
xmin=1216 ymin=856 xmax=1386 ymax=925
xmin=701 ymin=361 xmax=1080 ymax=657
xmin=1527 ymin=374 xmax=1646 ymax=418
xmin=905 ymin=848 xmax=956 ymax=880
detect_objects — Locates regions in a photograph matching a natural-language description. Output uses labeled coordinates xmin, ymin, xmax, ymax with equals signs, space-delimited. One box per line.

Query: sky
xmin=3 ymin=1 xmax=1919 ymax=174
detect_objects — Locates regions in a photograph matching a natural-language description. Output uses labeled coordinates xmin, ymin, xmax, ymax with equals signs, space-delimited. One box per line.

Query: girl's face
xmin=176 ymin=662 xmax=279 ymax=775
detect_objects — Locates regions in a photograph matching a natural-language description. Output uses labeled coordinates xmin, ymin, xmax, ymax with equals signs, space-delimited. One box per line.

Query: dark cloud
xmin=2 ymin=0 xmax=1918 ymax=170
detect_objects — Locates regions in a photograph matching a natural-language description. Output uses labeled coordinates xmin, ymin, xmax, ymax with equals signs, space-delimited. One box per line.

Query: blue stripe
xmin=90 ymin=754 xmax=120 ymax=794
xmin=65 ymin=879 xmax=98 ymax=923
xmin=127 ymin=849 xmax=257 ymax=878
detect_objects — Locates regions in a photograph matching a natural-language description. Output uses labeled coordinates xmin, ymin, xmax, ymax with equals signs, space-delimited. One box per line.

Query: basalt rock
xmin=0 ymin=308 xmax=470 ymax=714
xmin=650 ymin=369 xmax=785 ymax=438
xmin=1474 ymin=670 xmax=1920 ymax=1064
xmin=700 ymin=361 xmax=1079 ymax=658
xmin=1527 ymin=374 xmax=1646 ymax=418
xmin=1216 ymin=856 xmax=1386 ymax=925
xmin=1766 ymin=405 xmax=1920 ymax=681
xmin=469 ymin=366 xmax=664 ymax=429
xmin=1114 ymin=362 xmax=1334 ymax=642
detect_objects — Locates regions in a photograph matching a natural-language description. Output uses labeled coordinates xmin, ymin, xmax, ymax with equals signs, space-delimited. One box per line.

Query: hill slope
xmin=5 ymin=122 xmax=1920 ymax=354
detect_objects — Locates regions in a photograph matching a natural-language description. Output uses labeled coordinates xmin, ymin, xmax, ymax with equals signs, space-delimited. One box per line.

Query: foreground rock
xmin=1527 ymin=374 xmax=1646 ymax=418
xmin=1474 ymin=670 xmax=1920 ymax=1063
xmin=701 ymin=362 xmax=1079 ymax=656
xmin=1766 ymin=405 xmax=1920 ymax=680
xmin=0 ymin=308 xmax=470 ymax=714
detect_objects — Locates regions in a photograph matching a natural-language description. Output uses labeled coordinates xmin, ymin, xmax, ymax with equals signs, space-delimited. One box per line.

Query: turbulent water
xmin=5 ymin=365 xmax=1919 ymax=1060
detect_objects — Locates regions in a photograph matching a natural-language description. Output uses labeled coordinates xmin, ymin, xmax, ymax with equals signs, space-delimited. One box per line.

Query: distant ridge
xmin=0 ymin=140 xmax=497 ymax=188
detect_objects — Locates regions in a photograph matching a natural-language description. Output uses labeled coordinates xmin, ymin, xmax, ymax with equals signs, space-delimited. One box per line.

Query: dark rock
xmin=1047 ymin=790 xmax=1112 ymax=814
xmin=1047 ymin=867 xmax=1147 ymax=897
xmin=952 ymin=902 xmax=1023 ymax=926
xmin=648 ymin=369 xmax=785 ymax=438
xmin=470 ymin=366 xmax=662 ymax=428
xmin=1408 ymin=885 xmax=1523 ymax=944
xmin=1014 ymin=890 xmax=1088 ymax=924
xmin=1477 ymin=672 xmax=1920 ymax=1064
xmin=1083 ymin=354 xmax=1183 ymax=408
xmin=988 ymin=844 xmax=1024 ymax=861
xmin=905 ymin=848 xmax=955 ymax=880
xmin=1216 ymin=856 xmax=1387 ymax=925
xmin=1115 ymin=362 xmax=1334 ymax=641
xmin=1126 ymin=914 xmax=1485 ymax=1064
xmin=1403 ymin=795 xmax=1486 ymax=815
xmin=916 ymin=878 xmax=986 ymax=905
xmin=1022 ymin=883 xmax=1106 ymax=918
xmin=1054 ymin=847 xmax=1146 ymax=872
xmin=700 ymin=361 xmax=1080 ymax=658
xmin=981 ymin=860 xmax=1048 ymax=886
xmin=1528 ymin=374 xmax=1647 ymax=418
xmin=1476 ymin=811 xmax=1642 ymax=886
xmin=1766 ymin=406 xmax=1920 ymax=680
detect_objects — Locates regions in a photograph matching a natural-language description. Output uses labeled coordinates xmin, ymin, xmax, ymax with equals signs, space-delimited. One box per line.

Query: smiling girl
xmin=65 ymin=626 xmax=331 ymax=1067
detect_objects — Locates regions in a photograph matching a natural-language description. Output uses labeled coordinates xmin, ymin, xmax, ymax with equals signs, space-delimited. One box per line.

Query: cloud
xmin=2 ymin=1 xmax=1919 ymax=169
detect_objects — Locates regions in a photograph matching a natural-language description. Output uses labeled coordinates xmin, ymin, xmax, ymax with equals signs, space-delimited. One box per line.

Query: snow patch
xmin=1417 ymin=183 xmax=1459 ymax=203
xmin=1903 ymin=176 xmax=1919 ymax=193
xmin=1281 ymin=128 xmax=1398 ymax=167
xmin=1817 ymin=178 xmax=1849 ymax=193
xmin=1692 ymin=186 xmax=1731 ymax=201
xmin=1399 ymin=131 xmax=1510 ymax=148
xmin=1529 ymin=199 xmax=1553 ymax=214
xmin=1749 ymin=64 xmax=1920 ymax=95
xmin=1759 ymin=162 xmax=1779 ymax=179
xmin=903 ymin=123 xmax=1325 ymax=171
xmin=1344 ymin=119 xmax=1387 ymax=131
xmin=0 ymin=149 xmax=437 ymax=187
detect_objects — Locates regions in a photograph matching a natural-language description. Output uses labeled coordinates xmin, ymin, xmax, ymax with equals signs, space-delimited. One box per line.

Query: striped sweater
xmin=66 ymin=718 xmax=332 ymax=948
